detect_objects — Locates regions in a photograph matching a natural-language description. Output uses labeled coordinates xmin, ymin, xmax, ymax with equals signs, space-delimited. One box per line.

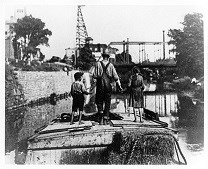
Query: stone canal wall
xmin=17 ymin=70 xmax=77 ymax=102
xmin=6 ymin=67 xmax=78 ymax=146
xmin=5 ymin=64 xmax=25 ymax=109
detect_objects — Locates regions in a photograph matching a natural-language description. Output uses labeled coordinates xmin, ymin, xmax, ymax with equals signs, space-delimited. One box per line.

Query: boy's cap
xmin=74 ymin=72 xmax=84 ymax=80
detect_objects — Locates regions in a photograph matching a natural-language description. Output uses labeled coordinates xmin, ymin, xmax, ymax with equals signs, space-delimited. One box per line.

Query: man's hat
xmin=102 ymin=53 xmax=110 ymax=58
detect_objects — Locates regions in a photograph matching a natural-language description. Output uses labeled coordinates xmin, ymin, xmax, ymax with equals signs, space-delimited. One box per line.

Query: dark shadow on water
xmin=177 ymin=94 xmax=204 ymax=127
xmin=5 ymin=107 xmax=29 ymax=164
xmin=5 ymin=107 xmax=26 ymax=153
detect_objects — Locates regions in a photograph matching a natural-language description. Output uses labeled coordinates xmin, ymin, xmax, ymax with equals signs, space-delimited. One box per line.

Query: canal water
xmin=111 ymin=93 xmax=204 ymax=165
xmin=5 ymin=88 xmax=204 ymax=165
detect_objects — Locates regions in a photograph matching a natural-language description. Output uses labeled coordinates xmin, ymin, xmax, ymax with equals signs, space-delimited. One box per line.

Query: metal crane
xmin=76 ymin=5 xmax=88 ymax=48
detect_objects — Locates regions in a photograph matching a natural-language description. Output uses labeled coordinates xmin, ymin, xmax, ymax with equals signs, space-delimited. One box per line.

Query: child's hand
xmin=118 ymin=85 xmax=123 ymax=92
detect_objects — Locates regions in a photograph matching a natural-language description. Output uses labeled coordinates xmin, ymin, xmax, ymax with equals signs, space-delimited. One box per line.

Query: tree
xmin=12 ymin=15 xmax=52 ymax=60
xmin=76 ymin=45 xmax=96 ymax=70
xmin=168 ymin=13 xmax=204 ymax=78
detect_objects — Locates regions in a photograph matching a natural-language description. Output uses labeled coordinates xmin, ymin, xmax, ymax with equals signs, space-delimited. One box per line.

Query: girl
xmin=128 ymin=66 xmax=145 ymax=122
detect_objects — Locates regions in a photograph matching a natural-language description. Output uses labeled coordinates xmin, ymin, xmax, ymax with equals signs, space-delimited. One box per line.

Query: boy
xmin=70 ymin=72 xmax=91 ymax=125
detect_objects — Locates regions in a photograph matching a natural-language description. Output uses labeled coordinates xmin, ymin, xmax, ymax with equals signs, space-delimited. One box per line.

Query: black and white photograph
xmin=2 ymin=0 xmax=206 ymax=166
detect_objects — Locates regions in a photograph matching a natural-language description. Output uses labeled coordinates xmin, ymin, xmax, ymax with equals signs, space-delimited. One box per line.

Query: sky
xmin=3 ymin=0 xmax=206 ymax=62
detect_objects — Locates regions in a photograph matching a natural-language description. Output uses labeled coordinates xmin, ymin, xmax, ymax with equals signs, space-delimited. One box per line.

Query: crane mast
xmin=76 ymin=5 xmax=88 ymax=48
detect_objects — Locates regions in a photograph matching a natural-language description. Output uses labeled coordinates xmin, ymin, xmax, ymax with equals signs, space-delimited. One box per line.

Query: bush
xmin=38 ymin=63 xmax=60 ymax=71
xmin=22 ymin=65 xmax=36 ymax=71
xmin=172 ymin=76 xmax=192 ymax=91
xmin=8 ymin=59 xmax=72 ymax=72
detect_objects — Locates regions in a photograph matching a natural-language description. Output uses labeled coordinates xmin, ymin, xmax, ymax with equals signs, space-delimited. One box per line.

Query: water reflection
xmin=5 ymin=107 xmax=26 ymax=153
xmin=5 ymin=98 xmax=72 ymax=154
xmin=19 ymin=98 xmax=72 ymax=141
xmin=144 ymin=93 xmax=178 ymax=116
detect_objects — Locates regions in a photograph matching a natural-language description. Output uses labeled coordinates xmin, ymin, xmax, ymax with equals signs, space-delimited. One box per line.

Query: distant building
xmin=5 ymin=7 xmax=26 ymax=60
xmin=64 ymin=47 xmax=77 ymax=64
xmin=106 ymin=46 xmax=119 ymax=63
xmin=89 ymin=43 xmax=108 ymax=61
xmin=65 ymin=47 xmax=77 ymax=58
xmin=14 ymin=7 xmax=27 ymax=19
xmin=86 ymin=37 xmax=118 ymax=62
xmin=65 ymin=37 xmax=118 ymax=65
xmin=5 ymin=16 xmax=16 ymax=60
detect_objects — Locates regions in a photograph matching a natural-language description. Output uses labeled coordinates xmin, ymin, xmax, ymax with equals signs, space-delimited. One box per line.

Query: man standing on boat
xmin=92 ymin=53 xmax=123 ymax=125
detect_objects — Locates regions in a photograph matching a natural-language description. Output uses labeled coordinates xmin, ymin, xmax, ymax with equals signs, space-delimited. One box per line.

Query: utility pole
xmin=163 ymin=30 xmax=165 ymax=60
xmin=139 ymin=45 xmax=141 ymax=63
xmin=126 ymin=38 xmax=129 ymax=64
xmin=122 ymin=40 xmax=125 ymax=53
xmin=163 ymin=30 xmax=167 ymax=115
xmin=123 ymin=40 xmax=125 ymax=63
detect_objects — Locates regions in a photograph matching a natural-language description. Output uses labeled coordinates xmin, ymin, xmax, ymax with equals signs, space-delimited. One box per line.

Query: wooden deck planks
xmin=111 ymin=119 xmax=164 ymax=128
xmin=39 ymin=121 xmax=93 ymax=134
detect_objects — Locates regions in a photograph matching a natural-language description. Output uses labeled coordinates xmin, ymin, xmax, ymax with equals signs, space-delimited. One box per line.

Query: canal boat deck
xmin=32 ymin=118 xmax=164 ymax=136
xmin=26 ymin=110 xmax=178 ymax=164
xmin=28 ymin=111 xmax=168 ymax=147
xmin=30 ymin=109 xmax=166 ymax=137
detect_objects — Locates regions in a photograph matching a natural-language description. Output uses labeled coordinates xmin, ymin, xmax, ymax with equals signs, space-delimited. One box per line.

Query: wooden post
xmin=164 ymin=94 xmax=167 ymax=116
xmin=163 ymin=30 xmax=165 ymax=60
xmin=126 ymin=38 xmax=129 ymax=64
